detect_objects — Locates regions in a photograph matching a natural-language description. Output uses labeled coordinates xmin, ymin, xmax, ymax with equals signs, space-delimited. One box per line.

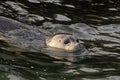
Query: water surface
xmin=0 ymin=0 xmax=120 ymax=80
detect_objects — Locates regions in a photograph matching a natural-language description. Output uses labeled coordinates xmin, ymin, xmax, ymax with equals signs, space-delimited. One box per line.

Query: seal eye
xmin=76 ymin=39 xmax=79 ymax=43
xmin=64 ymin=39 xmax=70 ymax=44
xmin=59 ymin=40 xmax=62 ymax=42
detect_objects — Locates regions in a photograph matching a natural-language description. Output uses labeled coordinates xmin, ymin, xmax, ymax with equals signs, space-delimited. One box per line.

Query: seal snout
xmin=65 ymin=41 xmax=81 ymax=52
xmin=75 ymin=43 xmax=81 ymax=50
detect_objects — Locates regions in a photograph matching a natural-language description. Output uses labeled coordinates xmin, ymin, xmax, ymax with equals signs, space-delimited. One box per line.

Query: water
xmin=0 ymin=0 xmax=120 ymax=80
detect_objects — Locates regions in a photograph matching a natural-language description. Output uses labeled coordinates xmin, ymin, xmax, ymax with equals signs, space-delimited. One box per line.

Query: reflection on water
xmin=0 ymin=0 xmax=120 ymax=80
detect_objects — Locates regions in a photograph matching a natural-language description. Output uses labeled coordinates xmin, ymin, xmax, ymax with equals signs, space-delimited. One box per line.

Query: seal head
xmin=46 ymin=33 xmax=81 ymax=52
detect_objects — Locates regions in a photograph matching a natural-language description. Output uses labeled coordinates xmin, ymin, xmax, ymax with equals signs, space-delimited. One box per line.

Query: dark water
xmin=0 ymin=0 xmax=120 ymax=80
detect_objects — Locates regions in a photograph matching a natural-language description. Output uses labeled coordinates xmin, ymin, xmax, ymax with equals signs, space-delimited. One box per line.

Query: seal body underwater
xmin=0 ymin=16 xmax=88 ymax=62
xmin=0 ymin=16 xmax=46 ymax=51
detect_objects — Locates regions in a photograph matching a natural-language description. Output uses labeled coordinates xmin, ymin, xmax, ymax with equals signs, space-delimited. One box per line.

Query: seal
xmin=0 ymin=16 xmax=82 ymax=52
xmin=0 ymin=16 xmax=88 ymax=62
